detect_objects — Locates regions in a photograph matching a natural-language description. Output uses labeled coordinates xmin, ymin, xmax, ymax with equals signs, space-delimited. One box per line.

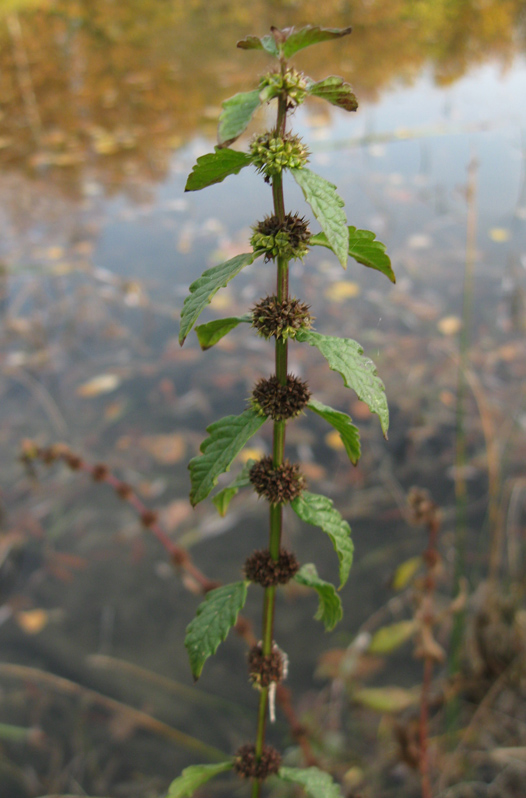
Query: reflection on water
xmin=1 ymin=2 xmax=526 ymax=797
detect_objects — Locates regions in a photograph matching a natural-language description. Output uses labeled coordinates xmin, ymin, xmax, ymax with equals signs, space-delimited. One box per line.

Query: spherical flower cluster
xmin=249 ymin=456 xmax=305 ymax=505
xmin=259 ymin=68 xmax=309 ymax=106
xmin=234 ymin=744 xmax=282 ymax=780
xmin=244 ymin=547 xmax=300 ymax=587
xmin=250 ymin=132 xmax=309 ymax=178
xmin=248 ymin=642 xmax=288 ymax=688
xmin=250 ymin=213 xmax=311 ymax=262
xmin=251 ymin=374 xmax=311 ymax=421
xmin=252 ymin=295 xmax=313 ymax=340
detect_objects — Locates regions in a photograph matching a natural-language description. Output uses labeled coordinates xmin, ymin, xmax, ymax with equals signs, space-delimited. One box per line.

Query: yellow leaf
xmin=324 ymin=281 xmax=361 ymax=302
xmin=238 ymin=448 xmax=264 ymax=464
xmin=139 ymin=434 xmax=185 ymax=464
xmin=437 ymin=316 xmax=462 ymax=336
xmin=353 ymin=686 xmax=418 ymax=714
xmin=16 ymin=609 xmax=49 ymax=635
xmin=325 ymin=430 xmax=345 ymax=450
xmin=489 ymin=227 xmax=510 ymax=242
xmin=77 ymin=374 xmax=121 ymax=397
xmin=392 ymin=556 xmax=423 ymax=591
xmin=368 ymin=621 xmax=417 ymax=655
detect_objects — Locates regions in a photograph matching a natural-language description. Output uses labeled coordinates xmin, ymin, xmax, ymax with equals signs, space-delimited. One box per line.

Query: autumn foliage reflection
xmin=0 ymin=0 xmax=524 ymax=199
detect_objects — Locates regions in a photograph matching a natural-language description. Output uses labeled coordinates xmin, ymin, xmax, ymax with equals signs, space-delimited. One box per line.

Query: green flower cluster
xmin=259 ymin=68 xmax=309 ymax=106
xmin=250 ymin=213 xmax=311 ymax=262
xmin=250 ymin=133 xmax=309 ymax=178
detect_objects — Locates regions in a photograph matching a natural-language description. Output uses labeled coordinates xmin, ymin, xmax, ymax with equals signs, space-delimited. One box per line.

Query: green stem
xmin=252 ymin=89 xmax=290 ymax=798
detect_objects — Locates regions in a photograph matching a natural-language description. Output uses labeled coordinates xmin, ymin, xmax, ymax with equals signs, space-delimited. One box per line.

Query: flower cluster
xmin=248 ymin=642 xmax=288 ymax=688
xmin=250 ymin=213 xmax=311 ymax=262
xmin=251 ymin=374 xmax=311 ymax=421
xmin=249 ymin=456 xmax=305 ymax=504
xmin=234 ymin=744 xmax=282 ymax=779
xmin=252 ymin=295 xmax=313 ymax=340
xmin=259 ymin=68 xmax=309 ymax=106
xmin=250 ymin=132 xmax=309 ymax=178
xmin=244 ymin=547 xmax=300 ymax=587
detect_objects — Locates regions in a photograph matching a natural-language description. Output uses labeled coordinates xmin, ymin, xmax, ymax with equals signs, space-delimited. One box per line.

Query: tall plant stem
xmin=252 ymin=93 xmax=289 ymax=798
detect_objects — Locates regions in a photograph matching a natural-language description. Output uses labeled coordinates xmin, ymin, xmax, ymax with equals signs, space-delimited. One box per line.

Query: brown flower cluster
xmin=234 ymin=743 xmax=282 ymax=779
xmin=249 ymin=456 xmax=305 ymax=504
xmin=244 ymin=547 xmax=300 ymax=587
xmin=252 ymin=374 xmax=311 ymax=421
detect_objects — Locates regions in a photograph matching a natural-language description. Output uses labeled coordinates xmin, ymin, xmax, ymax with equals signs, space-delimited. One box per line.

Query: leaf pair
xmin=237 ymin=24 xmax=353 ymax=62
xmin=185 ymin=564 xmax=342 ymax=682
xmin=168 ymin=761 xmax=344 ymax=798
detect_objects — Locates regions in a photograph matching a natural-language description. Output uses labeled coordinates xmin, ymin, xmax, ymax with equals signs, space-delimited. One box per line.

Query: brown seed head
xmin=251 ymin=374 xmax=310 ymax=421
xmin=248 ymin=642 xmax=286 ymax=687
xmin=249 ymin=456 xmax=305 ymax=504
xmin=244 ymin=547 xmax=300 ymax=587
xmin=234 ymin=743 xmax=282 ymax=780
xmin=251 ymin=295 xmax=313 ymax=340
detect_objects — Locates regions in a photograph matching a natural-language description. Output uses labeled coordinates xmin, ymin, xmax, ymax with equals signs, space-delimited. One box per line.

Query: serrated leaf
xmin=296 ymin=330 xmax=389 ymax=437
xmin=237 ymin=34 xmax=279 ymax=57
xmin=392 ymin=555 xmax=423 ymax=591
xmin=281 ymin=25 xmax=353 ymax=60
xmin=167 ymin=761 xmax=234 ymax=797
xmin=294 ymin=564 xmax=342 ymax=631
xmin=368 ymin=621 xmax=417 ymax=655
xmin=291 ymin=168 xmax=348 ymax=268
xmin=291 ymin=492 xmax=353 ymax=589
xmin=179 ymin=253 xmax=258 ymax=345
xmin=311 ymin=226 xmax=395 ymax=282
xmin=195 ymin=314 xmax=251 ymax=350
xmin=307 ymin=76 xmax=358 ymax=112
xmin=307 ymin=397 xmax=361 ymax=465
xmin=278 ymin=766 xmax=343 ymax=798
xmin=189 ymin=409 xmax=266 ymax=506
xmin=218 ymin=90 xmax=262 ymax=147
xmin=353 ymin=686 xmax=418 ymax=714
xmin=185 ymin=582 xmax=249 ymax=679
xmin=185 ymin=148 xmax=253 ymax=192
xmin=212 ymin=460 xmax=254 ymax=516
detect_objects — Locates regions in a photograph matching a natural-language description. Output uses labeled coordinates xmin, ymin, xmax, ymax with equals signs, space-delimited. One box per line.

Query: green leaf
xmin=353 ymin=686 xmax=418 ymax=714
xmin=189 ymin=408 xmax=266 ymax=506
xmin=368 ymin=621 xmax=417 ymax=655
xmin=185 ymin=582 xmax=249 ymax=679
xmin=311 ymin=226 xmax=395 ymax=283
xmin=179 ymin=253 xmax=258 ymax=345
xmin=307 ymin=397 xmax=361 ymax=465
xmin=212 ymin=460 xmax=254 ymax=516
xmin=296 ymin=330 xmax=389 ymax=437
xmin=307 ymin=76 xmax=358 ymax=112
xmin=281 ymin=25 xmax=353 ymax=60
xmin=218 ymin=90 xmax=262 ymax=147
xmin=185 ymin=148 xmax=253 ymax=192
xmin=291 ymin=491 xmax=353 ymax=589
xmin=237 ymin=34 xmax=279 ymax=57
xmin=167 ymin=761 xmax=234 ymax=798
xmin=291 ymin=168 xmax=348 ymax=268
xmin=195 ymin=314 xmax=251 ymax=350
xmin=294 ymin=564 xmax=342 ymax=631
xmin=278 ymin=766 xmax=343 ymax=798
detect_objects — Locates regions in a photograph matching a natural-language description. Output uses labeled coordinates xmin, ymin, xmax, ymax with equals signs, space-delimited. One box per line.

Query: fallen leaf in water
xmin=77 ymin=374 xmax=122 ymax=397
xmin=324 ymin=281 xmax=360 ymax=302
xmin=489 ymin=227 xmax=510 ymax=242
xmin=16 ymin=609 xmax=49 ymax=635
xmin=139 ymin=433 xmax=185 ymax=464
xmin=160 ymin=500 xmax=193 ymax=531
xmin=239 ymin=448 xmax=264 ymax=464
xmin=325 ymin=430 xmax=345 ymax=450
xmin=437 ymin=316 xmax=462 ymax=336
